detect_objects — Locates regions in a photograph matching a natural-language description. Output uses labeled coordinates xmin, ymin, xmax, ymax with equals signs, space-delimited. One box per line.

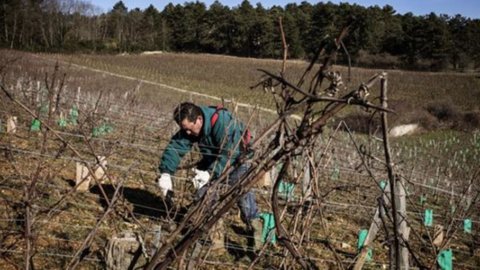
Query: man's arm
xmin=159 ymin=131 xmax=193 ymax=174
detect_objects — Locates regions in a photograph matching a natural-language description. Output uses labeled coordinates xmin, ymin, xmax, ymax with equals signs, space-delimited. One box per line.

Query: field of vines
xmin=0 ymin=49 xmax=479 ymax=269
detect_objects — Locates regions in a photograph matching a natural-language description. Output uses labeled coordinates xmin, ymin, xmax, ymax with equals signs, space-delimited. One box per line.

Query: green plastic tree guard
xmin=99 ymin=124 xmax=107 ymax=134
xmin=331 ymin=166 xmax=340 ymax=181
xmin=92 ymin=126 xmax=103 ymax=137
xmin=437 ymin=249 xmax=453 ymax=270
xmin=420 ymin=194 xmax=427 ymax=205
xmin=464 ymin=219 xmax=472 ymax=233
xmin=357 ymin=229 xmax=373 ymax=261
xmin=424 ymin=209 xmax=433 ymax=227
xmin=103 ymin=123 xmax=114 ymax=133
xmin=278 ymin=181 xmax=295 ymax=200
xmin=258 ymin=212 xmax=276 ymax=244
xmin=39 ymin=104 xmax=49 ymax=115
xmin=379 ymin=180 xmax=387 ymax=190
xmin=92 ymin=122 xmax=115 ymax=137
xmin=30 ymin=119 xmax=41 ymax=132
xmin=69 ymin=106 xmax=79 ymax=125
xmin=57 ymin=117 xmax=67 ymax=128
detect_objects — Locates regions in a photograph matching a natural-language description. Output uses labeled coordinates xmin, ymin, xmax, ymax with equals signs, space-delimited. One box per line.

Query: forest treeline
xmin=2 ymin=0 xmax=480 ymax=71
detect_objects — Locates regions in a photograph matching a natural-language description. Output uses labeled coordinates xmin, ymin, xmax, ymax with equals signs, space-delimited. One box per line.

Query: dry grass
xmin=2 ymin=49 xmax=479 ymax=120
xmin=45 ymin=51 xmax=480 ymax=110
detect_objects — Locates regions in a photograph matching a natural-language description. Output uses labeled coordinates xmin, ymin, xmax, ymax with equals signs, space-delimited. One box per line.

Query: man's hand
xmin=192 ymin=169 xmax=210 ymax=189
xmin=157 ymin=173 xmax=172 ymax=196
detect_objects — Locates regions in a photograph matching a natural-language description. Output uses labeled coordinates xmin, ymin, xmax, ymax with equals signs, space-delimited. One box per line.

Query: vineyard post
xmin=396 ymin=176 xmax=409 ymax=269
xmin=380 ymin=73 xmax=409 ymax=269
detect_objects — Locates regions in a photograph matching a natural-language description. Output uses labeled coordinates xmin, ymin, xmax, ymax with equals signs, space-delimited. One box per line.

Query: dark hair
xmin=173 ymin=102 xmax=202 ymax=125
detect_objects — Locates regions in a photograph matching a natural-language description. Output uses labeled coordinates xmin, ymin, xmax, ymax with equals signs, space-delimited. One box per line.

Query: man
xmin=157 ymin=102 xmax=262 ymax=251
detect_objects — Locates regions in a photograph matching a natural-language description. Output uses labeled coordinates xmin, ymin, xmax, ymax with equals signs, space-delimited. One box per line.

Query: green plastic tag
xmin=424 ymin=209 xmax=433 ymax=227
xmin=357 ymin=229 xmax=373 ymax=261
xmin=437 ymin=249 xmax=453 ymax=270
xmin=0 ymin=120 xmax=3 ymax=133
xmin=30 ymin=119 xmax=41 ymax=132
xmin=258 ymin=212 xmax=276 ymax=244
xmin=464 ymin=219 xmax=472 ymax=233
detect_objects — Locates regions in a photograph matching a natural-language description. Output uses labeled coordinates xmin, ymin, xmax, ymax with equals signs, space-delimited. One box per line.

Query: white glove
xmin=157 ymin=173 xmax=172 ymax=196
xmin=192 ymin=169 xmax=210 ymax=190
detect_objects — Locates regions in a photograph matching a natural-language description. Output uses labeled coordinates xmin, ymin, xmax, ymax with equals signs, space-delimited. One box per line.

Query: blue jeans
xmin=195 ymin=163 xmax=258 ymax=224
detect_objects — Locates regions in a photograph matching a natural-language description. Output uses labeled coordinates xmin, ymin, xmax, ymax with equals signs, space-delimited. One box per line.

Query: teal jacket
xmin=159 ymin=106 xmax=250 ymax=179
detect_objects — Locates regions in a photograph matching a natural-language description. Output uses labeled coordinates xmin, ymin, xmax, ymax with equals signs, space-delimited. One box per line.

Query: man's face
xmin=180 ymin=116 xmax=203 ymax=137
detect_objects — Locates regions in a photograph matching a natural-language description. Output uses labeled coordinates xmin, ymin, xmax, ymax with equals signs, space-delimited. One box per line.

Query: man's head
xmin=173 ymin=102 xmax=203 ymax=136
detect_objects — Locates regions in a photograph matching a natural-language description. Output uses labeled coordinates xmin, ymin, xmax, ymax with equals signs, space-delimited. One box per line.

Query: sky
xmin=92 ymin=0 xmax=479 ymax=19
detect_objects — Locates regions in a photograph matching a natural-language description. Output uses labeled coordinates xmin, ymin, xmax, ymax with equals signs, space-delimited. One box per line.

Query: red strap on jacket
xmin=242 ymin=129 xmax=251 ymax=148
xmin=210 ymin=105 xmax=223 ymax=128
xmin=210 ymin=105 xmax=251 ymax=150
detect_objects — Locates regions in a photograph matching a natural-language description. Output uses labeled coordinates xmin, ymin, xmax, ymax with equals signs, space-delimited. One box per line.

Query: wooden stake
xmin=94 ymin=156 xmax=108 ymax=184
xmin=302 ymin=161 xmax=312 ymax=199
xmin=466 ymin=183 xmax=472 ymax=210
xmin=396 ymin=177 xmax=410 ymax=269
xmin=380 ymin=73 xmax=408 ymax=270
xmin=6 ymin=116 xmax=17 ymax=133
xmin=433 ymin=225 xmax=444 ymax=247
xmin=76 ymin=162 xmax=91 ymax=191
xmin=76 ymin=87 xmax=81 ymax=108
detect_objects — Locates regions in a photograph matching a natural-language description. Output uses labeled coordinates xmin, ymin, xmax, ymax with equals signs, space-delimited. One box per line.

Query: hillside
xmin=0 ymin=49 xmax=479 ymax=269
